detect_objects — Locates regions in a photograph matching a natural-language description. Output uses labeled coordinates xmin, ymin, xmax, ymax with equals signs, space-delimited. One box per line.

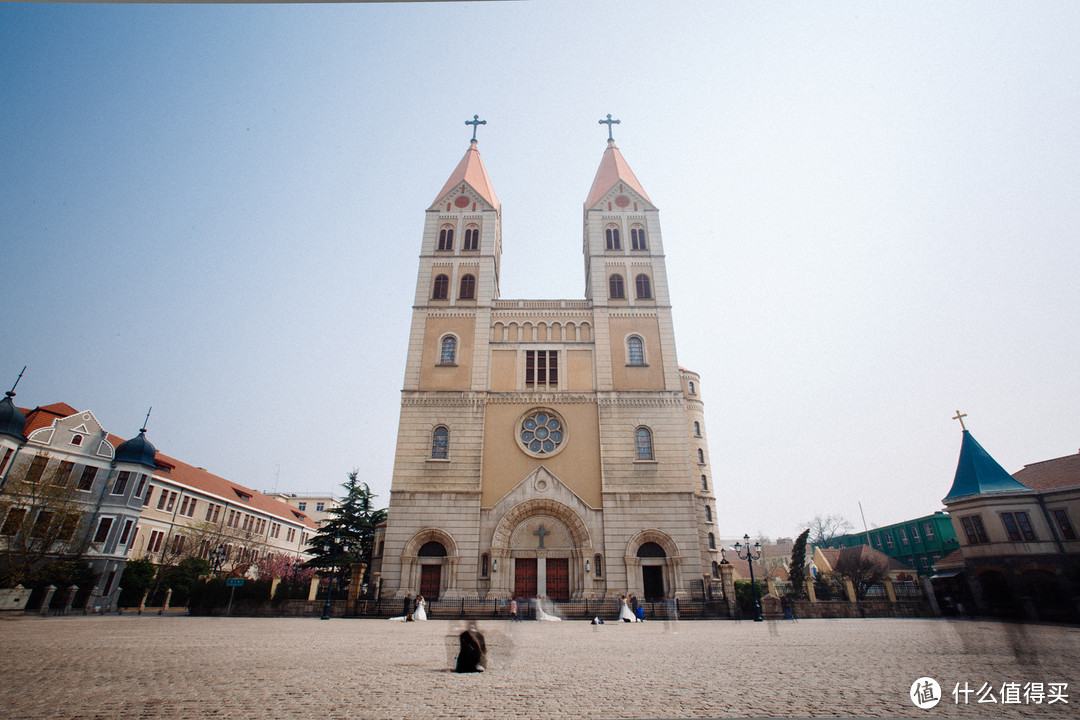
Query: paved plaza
xmin=0 ymin=615 xmax=1076 ymax=719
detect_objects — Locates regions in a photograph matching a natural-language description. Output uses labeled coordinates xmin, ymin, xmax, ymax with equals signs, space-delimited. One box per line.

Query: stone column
xmin=307 ymin=576 xmax=320 ymax=602
xmin=766 ymin=577 xmax=778 ymax=597
xmin=270 ymin=577 xmax=281 ymax=599
xmin=63 ymin=586 xmax=78 ymax=615
xmin=882 ymin=578 xmax=897 ymax=603
xmin=804 ymin=579 xmax=817 ymax=603
xmin=718 ymin=562 xmax=737 ymax=617
xmin=138 ymin=589 xmax=149 ymax=615
xmin=842 ymin=578 xmax=857 ymax=603
xmin=159 ymin=588 xmax=172 ymax=614
xmin=39 ymin=585 xmax=57 ymax=615
xmin=921 ymin=576 xmax=941 ymax=615
xmin=537 ymin=557 xmax=547 ymax=597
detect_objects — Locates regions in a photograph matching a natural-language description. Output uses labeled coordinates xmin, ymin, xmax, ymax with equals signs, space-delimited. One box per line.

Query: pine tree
xmin=305 ymin=470 xmax=386 ymax=571
xmin=788 ymin=528 xmax=810 ymax=597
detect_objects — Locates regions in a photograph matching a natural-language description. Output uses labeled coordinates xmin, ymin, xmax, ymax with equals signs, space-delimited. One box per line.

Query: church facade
xmin=378 ymin=128 xmax=720 ymax=602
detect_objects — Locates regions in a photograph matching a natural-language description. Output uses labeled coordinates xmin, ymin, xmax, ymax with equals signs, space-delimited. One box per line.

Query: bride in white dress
xmin=413 ymin=595 xmax=428 ymax=621
xmin=534 ymin=595 xmax=562 ymax=621
xmin=618 ymin=595 xmax=634 ymax=623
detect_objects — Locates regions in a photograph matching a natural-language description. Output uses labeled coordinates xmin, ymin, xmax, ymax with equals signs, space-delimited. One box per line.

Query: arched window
xmin=635 ymin=274 xmax=652 ymax=299
xmin=480 ymin=553 xmax=489 ymax=578
xmin=431 ymin=426 xmax=449 ymax=459
xmin=627 ymin=335 xmax=645 ymax=366
xmin=635 ymin=427 xmax=653 ymax=460
xmin=594 ymin=554 xmax=603 ymax=578
xmin=688 ymin=381 xmax=696 ymax=394
xmin=418 ymin=541 xmax=447 ymax=557
xmin=701 ymin=475 xmax=708 ymax=490
xmin=605 ymin=226 xmax=621 ymax=250
xmin=439 ymin=335 xmax=457 ymax=365
xmin=693 ymin=421 xmax=701 ymax=436
xmin=432 ymin=274 xmax=449 ymax=300
xmin=459 ymin=274 xmax=476 ymax=300
xmin=705 ymin=505 xmax=712 ymax=522
xmin=438 ymin=225 xmax=454 ymax=251
xmin=697 ymin=448 xmax=705 ymax=464
xmin=708 ymin=532 xmax=716 ymax=550
xmin=637 ymin=542 xmax=666 ymax=558
xmin=463 ymin=225 xmax=479 ymax=251
xmin=609 ymin=274 xmax=625 ymax=299
xmin=631 ymin=225 xmax=647 ymax=250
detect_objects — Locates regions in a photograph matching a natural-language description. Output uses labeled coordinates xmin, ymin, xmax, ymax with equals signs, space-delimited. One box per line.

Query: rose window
xmin=520 ymin=411 xmax=564 ymax=455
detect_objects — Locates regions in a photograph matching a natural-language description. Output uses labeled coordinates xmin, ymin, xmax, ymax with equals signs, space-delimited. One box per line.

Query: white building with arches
xmin=378 ymin=127 xmax=719 ymax=603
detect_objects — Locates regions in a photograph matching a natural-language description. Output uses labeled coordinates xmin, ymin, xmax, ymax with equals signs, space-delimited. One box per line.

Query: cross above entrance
xmin=533 ymin=524 xmax=550 ymax=549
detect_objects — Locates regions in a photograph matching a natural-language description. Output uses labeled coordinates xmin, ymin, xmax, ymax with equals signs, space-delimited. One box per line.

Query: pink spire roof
xmin=585 ymin=139 xmax=652 ymax=209
xmin=434 ymin=140 xmax=499 ymax=209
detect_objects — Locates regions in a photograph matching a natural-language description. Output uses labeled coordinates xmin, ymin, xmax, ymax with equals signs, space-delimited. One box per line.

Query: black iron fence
xmin=352 ymin=596 xmax=730 ymax=620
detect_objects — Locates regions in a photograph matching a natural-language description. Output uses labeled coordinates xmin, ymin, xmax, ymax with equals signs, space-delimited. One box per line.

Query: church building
xmin=378 ymin=120 xmax=720 ymax=603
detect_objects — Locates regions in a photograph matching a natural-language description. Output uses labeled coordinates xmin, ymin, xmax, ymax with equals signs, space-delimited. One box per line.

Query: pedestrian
xmin=509 ymin=597 xmax=518 ymax=621
xmin=635 ymin=604 xmax=645 ymax=622
xmin=454 ymin=621 xmax=487 ymax=673
xmin=403 ymin=593 xmax=412 ymax=617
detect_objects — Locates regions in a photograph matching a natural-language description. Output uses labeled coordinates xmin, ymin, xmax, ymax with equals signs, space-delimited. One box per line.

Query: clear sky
xmin=2 ymin=1 xmax=1078 ymax=542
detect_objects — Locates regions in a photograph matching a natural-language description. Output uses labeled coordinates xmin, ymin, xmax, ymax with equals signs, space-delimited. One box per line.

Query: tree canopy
xmin=305 ymin=470 xmax=386 ymax=572
xmin=788 ymin=528 xmax=810 ymax=597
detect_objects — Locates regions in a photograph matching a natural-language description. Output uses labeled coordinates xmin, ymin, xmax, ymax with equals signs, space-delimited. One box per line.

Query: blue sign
xmin=226 ymin=578 xmax=245 ymax=587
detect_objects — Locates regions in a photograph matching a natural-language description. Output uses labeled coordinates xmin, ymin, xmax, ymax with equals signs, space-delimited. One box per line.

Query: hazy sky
xmin=3 ymin=2 xmax=1078 ymax=541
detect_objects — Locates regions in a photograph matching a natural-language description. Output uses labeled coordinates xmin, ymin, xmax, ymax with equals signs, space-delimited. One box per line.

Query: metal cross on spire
xmin=598 ymin=113 xmax=620 ymax=141
xmin=7 ymin=366 xmax=26 ymax=398
xmin=465 ymin=114 xmax=486 ymax=142
xmin=952 ymin=410 xmax=968 ymax=431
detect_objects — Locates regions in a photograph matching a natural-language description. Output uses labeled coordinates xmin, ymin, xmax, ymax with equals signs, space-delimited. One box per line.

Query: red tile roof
xmin=934 ymin=549 xmax=966 ymax=570
xmin=22 ymin=402 xmax=79 ymax=435
xmin=434 ymin=140 xmax=499 ymax=209
xmin=1012 ymin=450 xmax=1080 ymax=491
xmin=585 ymin=140 xmax=652 ymax=209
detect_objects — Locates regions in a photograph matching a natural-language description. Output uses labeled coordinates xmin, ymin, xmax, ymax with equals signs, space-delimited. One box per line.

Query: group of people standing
xmin=391 ymin=594 xmax=427 ymax=621
xmin=618 ymin=595 xmax=645 ymax=622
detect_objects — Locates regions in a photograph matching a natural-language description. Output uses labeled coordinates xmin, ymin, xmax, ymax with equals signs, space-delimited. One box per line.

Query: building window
xmin=898 ymin=528 xmax=908 ymax=545
xmin=439 ymin=335 xmax=457 ymax=365
xmin=134 ymin=474 xmax=147 ymax=498
xmin=630 ymin=225 xmax=647 ymax=250
xmin=30 ymin=511 xmax=53 ymax=538
xmin=871 ymin=533 xmax=881 ymax=549
xmin=1001 ymin=511 xmax=1037 ymax=542
xmin=635 ymin=427 xmax=654 ymax=460
xmin=635 ymin=274 xmax=652 ymax=299
xmin=70 ymin=434 xmax=83 ymax=446
xmin=297 ymin=502 xmax=306 ymax=511
xmin=25 ymin=455 xmax=48 ymax=484
xmin=431 ymin=426 xmax=449 ymax=459
xmin=884 ymin=533 xmax=894 ymax=548
xmin=93 ymin=517 xmax=113 ymax=544
xmin=708 ymin=532 xmax=716 ymax=550
xmin=77 ymin=466 xmax=97 ymax=491
xmin=605 ymin=226 xmax=621 ymax=250
xmin=701 ymin=475 xmax=708 ymax=490
xmin=608 ymin=274 xmax=625 ymax=299
xmin=594 ymin=554 xmax=603 ymax=578
xmin=693 ymin=421 xmax=701 ymax=436
xmin=627 ymin=335 xmax=645 ymax=366
xmin=1 ymin=508 xmax=26 ymax=536
xmin=1052 ymin=509 xmax=1077 ymax=541
xmin=525 ymin=350 xmax=558 ymax=390
xmin=712 ymin=561 xmax=720 ymax=579
xmin=923 ymin=522 xmax=935 ymax=541
xmin=438 ymin=225 xmax=454 ymax=251
xmin=463 ymin=225 xmax=479 ymax=251
xmin=519 ymin=410 xmax=565 ymax=456
xmin=459 ymin=274 xmax=476 ymax=300
xmin=0 ymin=448 xmax=12 ymax=476
xmin=56 ymin=461 xmax=75 ymax=487
xmin=688 ymin=381 xmax=696 ymax=395
xmin=480 ymin=553 xmax=489 ymax=578
xmin=57 ymin=513 xmax=80 ymax=542
xmin=118 ymin=519 xmax=134 ymax=546
xmin=705 ymin=505 xmax=712 ymax=522
xmin=112 ymin=471 xmax=130 ymax=496
xmin=147 ymin=529 xmax=165 ymax=554
xmin=960 ymin=515 xmax=990 ymax=545
xmin=157 ymin=490 xmax=169 ymax=510
xmin=432 ymin=274 xmax=449 ymax=300
xmin=316 ymin=502 xmax=325 ymax=512
xmin=910 ymin=525 xmax=920 ymax=542
xmin=697 ymin=448 xmax=705 ymax=464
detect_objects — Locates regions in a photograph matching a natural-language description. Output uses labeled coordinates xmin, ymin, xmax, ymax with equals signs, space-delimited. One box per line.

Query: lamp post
xmin=321 ymin=535 xmax=350 ymax=621
xmin=733 ymin=534 xmax=764 ymax=622
xmin=209 ymin=544 xmax=226 ymax=575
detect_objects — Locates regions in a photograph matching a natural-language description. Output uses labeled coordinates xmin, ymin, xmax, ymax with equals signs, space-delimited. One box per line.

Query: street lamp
xmin=733 ymin=534 xmax=764 ymax=622
xmin=321 ymin=535 xmax=351 ymax=621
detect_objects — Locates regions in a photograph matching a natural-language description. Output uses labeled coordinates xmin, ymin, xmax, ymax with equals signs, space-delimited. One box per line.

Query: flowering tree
xmin=256 ymin=552 xmax=315 ymax=584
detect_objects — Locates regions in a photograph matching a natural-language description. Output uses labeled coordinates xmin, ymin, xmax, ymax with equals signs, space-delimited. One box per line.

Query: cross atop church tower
xmin=953 ymin=410 xmax=968 ymax=431
xmin=465 ymin=114 xmax=486 ymax=142
xmin=598 ymin=113 xmax=620 ymax=142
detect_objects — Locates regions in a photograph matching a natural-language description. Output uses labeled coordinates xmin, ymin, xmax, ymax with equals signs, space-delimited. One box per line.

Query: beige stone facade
xmin=378 ymin=137 xmax=719 ymax=602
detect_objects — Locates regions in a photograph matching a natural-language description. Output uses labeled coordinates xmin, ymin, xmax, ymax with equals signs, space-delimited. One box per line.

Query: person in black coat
xmin=455 ymin=621 xmax=487 ymax=673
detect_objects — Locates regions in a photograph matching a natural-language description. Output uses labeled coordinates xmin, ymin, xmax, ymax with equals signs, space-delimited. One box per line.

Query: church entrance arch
xmin=625 ymin=531 xmax=683 ymax=600
xmin=401 ymin=529 xmax=459 ymax=599
xmin=490 ymin=499 xmax=592 ymax=601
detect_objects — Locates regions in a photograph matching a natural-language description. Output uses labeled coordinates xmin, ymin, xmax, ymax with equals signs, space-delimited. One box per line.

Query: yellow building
xmin=379 ymin=126 xmax=719 ymax=602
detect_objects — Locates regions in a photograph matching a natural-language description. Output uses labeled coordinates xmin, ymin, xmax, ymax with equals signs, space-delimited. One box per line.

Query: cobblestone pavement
xmin=0 ymin=615 xmax=1077 ymax=719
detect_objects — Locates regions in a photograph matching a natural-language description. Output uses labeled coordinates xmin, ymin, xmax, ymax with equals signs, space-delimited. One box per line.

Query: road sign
xmin=226 ymin=578 xmax=245 ymax=587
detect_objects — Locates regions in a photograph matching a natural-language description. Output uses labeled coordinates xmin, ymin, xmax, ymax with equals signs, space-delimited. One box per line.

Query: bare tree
xmin=803 ymin=514 xmax=854 ymax=546
xmin=834 ymin=549 xmax=889 ymax=601
xmin=0 ymin=453 xmax=92 ymax=585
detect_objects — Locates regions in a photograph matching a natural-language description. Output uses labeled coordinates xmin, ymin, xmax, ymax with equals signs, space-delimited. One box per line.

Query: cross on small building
xmin=533 ymin=524 xmax=550 ymax=549
xmin=465 ymin=114 xmax=486 ymax=142
xmin=953 ymin=410 xmax=968 ymax=431
xmin=598 ymin=113 xmax=620 ymax=141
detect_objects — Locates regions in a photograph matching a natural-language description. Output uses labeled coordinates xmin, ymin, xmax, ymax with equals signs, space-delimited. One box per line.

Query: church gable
xmin=589 ymin=182 xmax=655 ymax=214
xmin=489 ymin=465 xmax=595 ymax=517
xmin=429 ymin=181 xmax=496 ymax=214
xmin=27 ymin=410 xmax=114 ymax=459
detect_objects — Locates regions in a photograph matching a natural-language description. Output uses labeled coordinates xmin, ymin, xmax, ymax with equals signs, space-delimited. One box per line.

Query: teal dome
xmin=115 ymin=428 xmax=157 ymax=469
xmin=0 ymin=392 xmax=26 ymax=441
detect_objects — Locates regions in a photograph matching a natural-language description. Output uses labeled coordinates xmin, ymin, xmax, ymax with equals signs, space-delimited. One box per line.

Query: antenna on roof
xmin=7 ymin=366 xmax=26 ymax=398
xmin=141 ymin=406 xmax=152 ymax=433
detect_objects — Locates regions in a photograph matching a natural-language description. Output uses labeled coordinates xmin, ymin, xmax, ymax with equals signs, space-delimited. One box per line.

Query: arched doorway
xmin=418 ymin=541 xmax=446 ymax=600
xmin=489 ymin=499 xmax=592 ymax=601
xmin=637 ymin=542 xmax=666 ymax=601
